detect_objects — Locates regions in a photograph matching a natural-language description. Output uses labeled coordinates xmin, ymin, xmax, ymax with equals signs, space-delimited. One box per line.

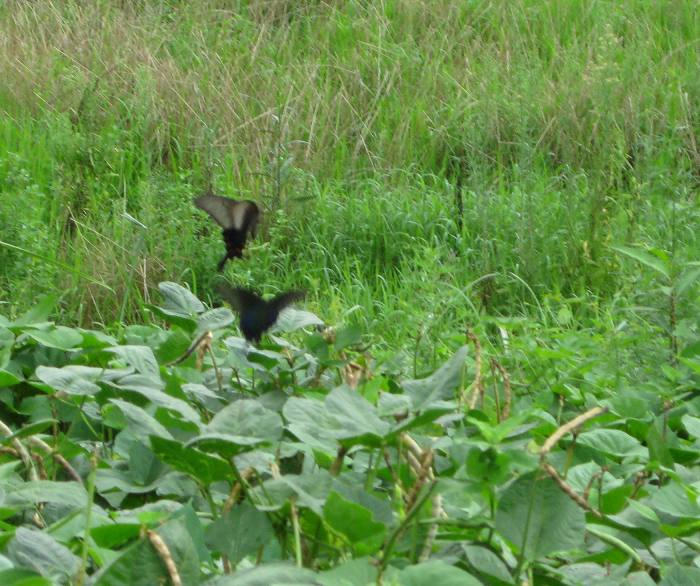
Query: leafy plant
xmin=2 ymin=283 xmax=700 ymax=584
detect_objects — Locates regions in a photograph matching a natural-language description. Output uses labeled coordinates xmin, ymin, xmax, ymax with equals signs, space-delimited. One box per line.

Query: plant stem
xmin=377 ymin=481 xmax=436 ymax=584
xmin=76 ymin=447 xmax=99 ymax=586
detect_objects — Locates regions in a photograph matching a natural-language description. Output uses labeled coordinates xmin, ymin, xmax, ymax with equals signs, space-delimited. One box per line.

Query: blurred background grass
xmin=0 ymin=0 xmax=698 ymax=367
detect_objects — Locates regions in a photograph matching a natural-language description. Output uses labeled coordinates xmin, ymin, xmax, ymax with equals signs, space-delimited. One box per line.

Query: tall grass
xmin=0 ymin=0 xmax=698 ymax=363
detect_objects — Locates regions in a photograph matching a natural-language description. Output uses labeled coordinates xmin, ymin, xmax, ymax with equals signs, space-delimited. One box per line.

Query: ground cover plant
xmin=1 ymin=282 xmax=700 ymax=585
xmin=1 ymin=0 xmax=699 ymax=583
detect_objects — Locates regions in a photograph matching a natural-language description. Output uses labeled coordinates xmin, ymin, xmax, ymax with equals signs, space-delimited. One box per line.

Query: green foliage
xmin=0 ymin=2 xmax=699 ymax=583
xmin=0 ymin=0 xmax=698 ymax=363
xmin=1 ymin=284 xmax=700 ymax=583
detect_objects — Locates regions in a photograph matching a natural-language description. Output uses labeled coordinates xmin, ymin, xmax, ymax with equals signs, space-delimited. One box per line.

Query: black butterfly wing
xmin=268 ymin=290 xmax=306 ymax=315
xmin=194 ymin=194 xmax=237 ymax=229
xmin=194 ymin=195 xmax=260 ymax=232
xmin=217 ymin=286 xmax=304 ymax=343
xmin=195 ymin=195 xmax=260 ymax=269
xmin=216 ymin=285 xmax=264 ymax=312
xmin=243 ymin=203 xmax=260 ymax=238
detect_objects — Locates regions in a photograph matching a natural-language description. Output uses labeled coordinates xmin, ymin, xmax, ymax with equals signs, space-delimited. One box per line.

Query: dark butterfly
xmin=194 ymin=193 xmax=260 ymax=271
xmin=217 ymin=285 xmax=305 ymax=344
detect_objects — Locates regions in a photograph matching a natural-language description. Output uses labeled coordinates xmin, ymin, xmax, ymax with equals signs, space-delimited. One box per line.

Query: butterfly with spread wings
xmin=194 ymin=193 xmax=260 ymax=271
xmin=218 ymin=285 xmax=305 ymax=344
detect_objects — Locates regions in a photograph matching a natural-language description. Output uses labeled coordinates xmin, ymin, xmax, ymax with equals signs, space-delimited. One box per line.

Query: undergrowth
xmin=0 ymin=0 xmax=698 ymax=367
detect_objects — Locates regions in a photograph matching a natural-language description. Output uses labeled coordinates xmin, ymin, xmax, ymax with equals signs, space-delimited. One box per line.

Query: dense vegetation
xmin=1 ymin=1 xmax=699 ymax=584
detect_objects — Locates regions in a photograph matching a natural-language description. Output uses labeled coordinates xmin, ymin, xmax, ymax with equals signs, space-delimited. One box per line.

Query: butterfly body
xmin=194 ymin=194 xmax=260 ymax=271
xmin=220 ymin=226 xmax=248 ymax=268
xmin=218 ymin=285 xmax=305 ymax=343
xmin=238 ymin=303 xmax=279 ymax=343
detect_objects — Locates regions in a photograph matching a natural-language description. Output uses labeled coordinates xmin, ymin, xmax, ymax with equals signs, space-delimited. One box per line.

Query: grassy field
xmin=0 ymin=0 xmax=698 ymax=368
xmin=3 ymin=3 xmax=700 ymax=583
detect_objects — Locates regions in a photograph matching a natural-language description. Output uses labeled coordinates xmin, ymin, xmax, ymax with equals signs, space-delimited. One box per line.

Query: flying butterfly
xmin=194 ymin=193 xmax=260 ymax=271
xmin=217 ymin=285 xmax=306 ymax=344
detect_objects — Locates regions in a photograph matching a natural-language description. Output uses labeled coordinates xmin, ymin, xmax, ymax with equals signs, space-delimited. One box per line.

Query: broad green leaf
xmin=576 ymin=429 xmax=647 ymax=460
xmin=398 ymin=561 xmax=482 ymax=586
xmin=680 ymin=357 xmax=700 ymax=375
xmin=250 ymin=472 xmax=332 ymax=514
xmin=107 ymin=399 xmax=173 ymax=441
xmin=646 ymin=423 xmax=675 ymax=468
xmin=158 ymin=282 xmax=205 ymax=315
xmin=196 ymin=307 xmax=234 ymax=334
xmin=145 ymin=304 xmax=197 ymax=331
xmin=4 ymin=481 xmax=88 ymax=510
xmin=175 ymin=503 xmax=211 ymax=564
xmin=24 ymin=327 xmax=83 ymax=350
xmin=390 ymin=401 xmax=456 ymax=435
xmin=377 ymin=393 xmax=412 ymax=418
xmin=271 ymin=307 xmax=324 ymax=334
xmin=558 ymin=563 xmax=618 ymax=584
xmin=470 ymin=414 xmax=531 ymax=444
xmin=128 ymin=442 xmax=165 ymax=486
xmin=330 ymin=480 xmax=393 ymax=525
xmin=0 ymin=325 xmax=13 ymax=344
xmin=95 ymin=468 xmax=170 ymax=495
xmin=565 ymin=463 xmax=622 ymax=495
xmin=334 ymin=324 xmax=363 ymax=350
xmin=284 ymin=396 xmax=338 ymax=454
xmin=495 ymin=472 xmax=585 ymax=560
xmin=76 ymin=328 xmax=118 ymax=348
xmin=247 ymin=349 xmax=283 ymax=370
xmin=612 ymin=245 xmax=670 ymax=279
xmin=181 ymin=383 xmax=221 ymax=404
xmin=0 ymin=419 xmax=56 ymax=444
xmin=0 ymin=368 xmax=22 ymax=386
xmin=325 ymin=386 xmax=391 ymax=447
xmin=323 ymin=491 xmax=385 ymax=555
xmin=608 ymin=500 xmax=660 ymax=534
xmin=606 ymin=393 xmax=651 ymax=420
xmin=202 ymin=563 xmax=321 ymax=586
xmin=624 ymin=572 xmax=658 ymax=586
xmin=92 ymin=538 xmax=171 ymax=586
xmin=0 ymin=568 xmax=52 ymax=585
xmin=204 ymin=502 xmax=274 ymax=563
xmin=461 ymin=544 xmax=513 ymax=584
xmin=281 ymin=472 xmax=333 ymax=514
xmin=156 ymin=517 xmax=200 ymax=586
xmin=681 ymin=415 xmax=700 ymax=440
xmin=150 ymin=436 xmax=232 ymax=484
xmin=649 ymin=483 xmax=700 ymax=518
xmin=9 ymin=295 xmax=59 ymax=329
xmin=222 ymin=336 xmax=277 ymax=372
xmin=113 ymin=500 xmax=183 ymax=524
xmin=188 ymin=399 xmax=282 ymax=455
xmin=459 ymin=446 xmax=512 ymax=485
xmin=107 ymin=346 xmax=159 ymax=377
xmin=109 ymin=374 xmax=201 ymax=425
xmin=90 ymin=524 xmax=142 ymax=549
xmin=6 ymin=527 xmax=80 ymax=582
xmin=402 ymin=345 xmax=468 ymax=409
xmin=319 ymin=558 xmax=377 ymax=586
xmin=152 ymin=329 xmax=192 ymax=364
xmin=34 ymin=365 xmax=100 ymax=396
xmin=659 ymin=565 xmax=700 ymax=585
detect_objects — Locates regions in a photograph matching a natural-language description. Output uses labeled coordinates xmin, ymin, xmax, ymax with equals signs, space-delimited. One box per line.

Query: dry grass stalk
xmin=542 ymin=462 xmax=602 ymax=518
xmin=490 ymin=358 xmax=512 ymax=420
xmin=0 ymin=418 xmax=38 ymax=481
xmin=540 ymin=406 xmax=607 ymax=458
xmin=466 ymin=329 xmax=484 ymax=409
xmin=147 ymin=529 xmax=182 ymax=586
